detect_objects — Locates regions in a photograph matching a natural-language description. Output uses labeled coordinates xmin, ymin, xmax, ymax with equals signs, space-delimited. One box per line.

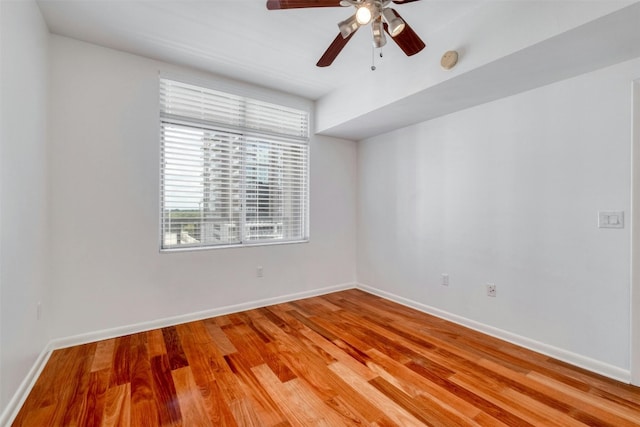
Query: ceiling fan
xmin=266 ymin=0 xmax=426 ymax=67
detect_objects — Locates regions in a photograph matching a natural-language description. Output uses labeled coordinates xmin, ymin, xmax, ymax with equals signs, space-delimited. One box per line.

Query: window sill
xmin=159 ymin=238 xmax=309 ymax=253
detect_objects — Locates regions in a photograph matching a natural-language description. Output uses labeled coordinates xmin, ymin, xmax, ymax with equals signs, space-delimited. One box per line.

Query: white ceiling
xmin=37 ymin=0 xmax=640 ymax=140
xmin=37 ymin=0 xmax=482 ymax=100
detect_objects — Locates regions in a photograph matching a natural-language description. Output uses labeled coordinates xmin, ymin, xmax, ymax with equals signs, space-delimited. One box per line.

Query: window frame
xmin=158 ymin=77 xmax=310 ymax=252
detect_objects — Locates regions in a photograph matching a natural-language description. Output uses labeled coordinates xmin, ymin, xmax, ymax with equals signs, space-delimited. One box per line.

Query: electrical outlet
xmin=441 ymin=274 xmax=449 ymax=286
xmin=257 ymin=266 xmax=263 ymax=278
xmin=486 ymin=283 xmax=496 ymax=297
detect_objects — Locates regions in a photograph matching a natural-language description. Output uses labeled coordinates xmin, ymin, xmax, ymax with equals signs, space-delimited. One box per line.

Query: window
xmin=160 ymin=78 xmax=309 ymax=250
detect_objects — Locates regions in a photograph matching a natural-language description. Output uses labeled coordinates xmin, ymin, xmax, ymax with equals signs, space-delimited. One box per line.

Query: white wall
xmin=0 ymin=0 xmax=51 ymax=412
xmin=633 ymin=80 xmax=640 ymax=383
xmin=48 ymin=35 xmax=357 ymax=340
xmin=357 ymin=57 xmax=640 ymax=372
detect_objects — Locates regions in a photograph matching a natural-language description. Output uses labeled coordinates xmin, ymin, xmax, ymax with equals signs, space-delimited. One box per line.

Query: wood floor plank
xmin=149 ymin=354 xmax=182 ymax=425
xmin=545 ymin=358 xmax=640 ymax=406
xmin=224 ymin=352 xmax=290 ymax=426
xmin=109 ymin=336 xmax=131 ymax=387
xmin=129 ymin=335 xmax=159 ymax=427
xmin=175 ymin=321 xmax=212 ymax=345
xmin=324 ymin=395 xmax=377 ymax=425
xmin=77 ymin=368 xmax=111 ymax=427
xmin=251 ymin=311 xmax=336 ymax=372
xmin=498 ymin=387 xmax=591 ymax=427
xmin=19 ymin=405 xmax=56 ymax=427
xmin=286 ymin=308 xmax=340 ymax=342
xmin=13 ymin=289 xmax=640 ymax=426
xmin=203 ymin=320 xmax=238 ymax=355
xmin=283 ymin=377 xmax=348 ymax=426
xmin=369 ymin=376 xmax=478 ymax=427
xmin=528 ymin=370 xmax=640 ymax=425
xmin=172 ymin=367 xmax=212 ymax=427
xmin=298 ymin=327 xmax=378 ymax=382
xmin=227 ymin=398 xmax=264 ymax=427
xmin=294 ymin=354 xmax=392 ymax=424
xmin=329 ymin=362 xmax=425 ymax=426
xmin=56 ymin=343 xmax=97 ymax=426
xmin=101 ymin=384 xmax=131 ymax=427
xmin=478 ymin=357 xmax=628 ymax=426
xmin=222 ymin=323 xmax=269 ymax=367
xmin=145 ymin=329 xmax=167 ymax=359
xmin=176 ymin=325 xmax=227 ymax=383
xmin=449 ymin=373 xmax=576 ymax=427
xmin=406 ymin=359 xmax=536 ymax=426
xmin=161 ymin=326 xmax=189 ymax=371
xmin=365 ymin=348 xmax=483 ymax=422
xmin=198 ymin=380 xmax=239 ymax=427
xmin=249 ymin=313 xmax=393 ymax=424
xmin=251 ymin=363 xmax=316 ymax=427
xmin=91 ymin=339 xmax=116 ymax=373
xmin=17 ymin=351 xmax=67 ymax=412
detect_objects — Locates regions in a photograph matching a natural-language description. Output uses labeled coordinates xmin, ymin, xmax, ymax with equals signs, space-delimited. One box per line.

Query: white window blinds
xmin=160 ymin=78 xmax=309 ymax=250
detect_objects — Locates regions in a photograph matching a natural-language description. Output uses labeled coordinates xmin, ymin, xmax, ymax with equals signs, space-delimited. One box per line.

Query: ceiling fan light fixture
xmin=381 ymin=8 xmax=405 ymax=37
xmin=338 ymin=14 xmax=359 ymax=38
xmin=372 ymin=19 xmax=386 ymax=48
xmin=355 ymin=4 xmax=373 ymax=25
xmin=265 ymin=0 xmax=426 ymax=68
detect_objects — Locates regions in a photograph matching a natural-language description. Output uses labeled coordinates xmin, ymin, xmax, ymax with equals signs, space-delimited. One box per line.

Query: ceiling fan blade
xmin=267 ymin=0 xmax=342 ymax=10
xmin=317 ymin=30 xmax=357 ymax=67
xmin=384 ymin=9 xmax=425 ymax=56
xmin=392 ymin=0 xmax=421 ymax=3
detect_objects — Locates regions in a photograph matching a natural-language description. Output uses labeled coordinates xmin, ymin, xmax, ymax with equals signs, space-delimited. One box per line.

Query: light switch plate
xmin=598 ymin=211 xmax=624 ymax=229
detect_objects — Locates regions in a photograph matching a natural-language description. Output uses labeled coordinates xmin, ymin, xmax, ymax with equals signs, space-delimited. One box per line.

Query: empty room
xmin=3 ymin=0 xmax=640 ymax=425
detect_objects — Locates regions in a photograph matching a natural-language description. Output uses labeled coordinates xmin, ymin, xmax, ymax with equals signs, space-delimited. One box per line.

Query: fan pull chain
xmin=371 ymin=45 xmax=376 ymax=71
xmin=371 ymin=46 xmax=383 ymax=71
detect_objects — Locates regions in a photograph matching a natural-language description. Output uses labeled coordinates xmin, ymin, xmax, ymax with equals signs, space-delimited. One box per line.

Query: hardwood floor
xmin=12 ymin=289 xmax=640 ymax=426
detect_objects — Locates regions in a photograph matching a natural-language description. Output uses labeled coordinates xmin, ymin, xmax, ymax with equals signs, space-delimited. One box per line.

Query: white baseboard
xmin=1 ymin=282 xmax=357 ymax=426
xmin=0 ymin=345 xmax=53 ymax=427
xmin=50 ymin=282 xmax=357 ymax=350
xmin=357 ymin=283 xmax=631 ymax=383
